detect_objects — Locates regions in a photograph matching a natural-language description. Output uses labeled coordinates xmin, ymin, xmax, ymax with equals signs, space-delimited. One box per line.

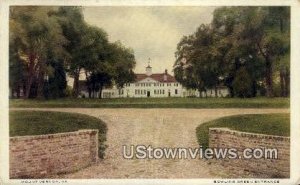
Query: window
xmin=162 ymin=90 xmax=165 ymax=94
xmin=144 ymin=90 xmax=146 ymax=94
xmin=175 ymin=89 xmax=178 ymax=94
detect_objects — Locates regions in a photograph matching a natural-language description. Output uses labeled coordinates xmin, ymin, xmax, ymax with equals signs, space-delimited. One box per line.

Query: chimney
xmin=163 ymin=69 xmax=168 ymax=81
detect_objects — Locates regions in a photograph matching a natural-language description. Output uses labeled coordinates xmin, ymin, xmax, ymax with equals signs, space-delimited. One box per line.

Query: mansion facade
xmin=79 ymin=64 xmax=229 ymax=98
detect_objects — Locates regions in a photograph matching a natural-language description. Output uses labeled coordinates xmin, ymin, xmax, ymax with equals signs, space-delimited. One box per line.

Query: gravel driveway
xmin=14 ymin=108 xmax=289 ymax=178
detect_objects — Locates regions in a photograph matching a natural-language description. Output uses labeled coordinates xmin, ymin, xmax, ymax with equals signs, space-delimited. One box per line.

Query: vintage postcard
xmin=0 ymin=0 xmax=300 ymax=185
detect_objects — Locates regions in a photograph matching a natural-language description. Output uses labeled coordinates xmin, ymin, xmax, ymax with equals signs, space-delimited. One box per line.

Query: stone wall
xmin=10 ymin=129 xmax=99 ymax=178
xmin=209 ymin=128 xmax=290 ymax=178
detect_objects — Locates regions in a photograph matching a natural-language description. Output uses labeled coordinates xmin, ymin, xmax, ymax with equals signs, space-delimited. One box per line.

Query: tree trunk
xmin=11 ymin=87 xmax=15 ymax=98
xmin=88 ymin=89 xmax=91 ymax=98
xmin=228 ymin=86 xmax=234 ymax=97
xmin=98 ymin=86 xmax=103 ymax=99
xmin=24 ymin=54 xmax=37 ymax=99
xmin=36 ymin=70 xmax=44 ymax=99
xmin=279 ymin=69 xmax=285 ymax=97
xmin=251 ymin=81 xmax=257 ymax=97
xmin=284 ymin=67 xmax=289 ymax=97
xmin=199 ymin=89 xmax=202 ymax=98
xmin=265 ymin=55 xmax=274 ymax=97
xmin=25 ymin=73 xmax=33 ymax=99
xmin=16 ymin=84 xmax=20 ymax=98
xmin=72 ymin=69 xmax=80 ymax=98
xmin=22 ymin=83 xmax=26 ymax=98
xmin=214 ymin=86 xmax=218 ymax=97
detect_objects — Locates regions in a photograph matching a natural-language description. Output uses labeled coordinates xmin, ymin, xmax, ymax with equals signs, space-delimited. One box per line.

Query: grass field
xmin=196 ymin=113 xmax=290 ymax=148
xmin=9 ymin=97 xmax=289 ymax=108
xmin=10 ymin=110 xmax=107 ymax=158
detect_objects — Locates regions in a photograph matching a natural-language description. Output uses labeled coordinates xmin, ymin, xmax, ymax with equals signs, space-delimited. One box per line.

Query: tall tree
xmin=52 ymin=7 xmax=88 ymax=97
xmin=81 ymin=25 xmax=111 ymax=98
xmin=267 ymin=7 xmax=290 ymax=97
xmin=236 ymin=7 xmax=290 ymax=97
xmin=9 ymin=42 xmax=26 ymax=98
xmin=47 ymin=58 xmax=67 ymax=98
xmin=10 ymin=6 xmax=67 ymax=98
xmin=109 ymin=41 xmax=136 ymax=94
xmin=85 ymin=41 xmax=136 ymax=99
xmin=174 ymin=25 xmax=225 ymax=97
xmin=174 ymin=6 xmax=290 ymax=98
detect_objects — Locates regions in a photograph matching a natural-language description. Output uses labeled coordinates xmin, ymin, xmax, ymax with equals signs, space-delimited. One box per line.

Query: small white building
xmin=79 ymin=64 xmax=229 ymax=98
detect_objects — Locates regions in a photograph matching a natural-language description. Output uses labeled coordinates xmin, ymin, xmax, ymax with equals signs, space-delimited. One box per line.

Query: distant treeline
xmin=9 ymin=7 xmax=136 ymax=99
xmin=174 ymin=7 xmax=290 ymax=98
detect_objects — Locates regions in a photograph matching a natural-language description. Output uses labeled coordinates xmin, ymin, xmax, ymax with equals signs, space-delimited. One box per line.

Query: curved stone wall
xmin=10 ymin=129 xmax=98 ymax=178
xmin=209 ymin=128 xmax=290 ymax=178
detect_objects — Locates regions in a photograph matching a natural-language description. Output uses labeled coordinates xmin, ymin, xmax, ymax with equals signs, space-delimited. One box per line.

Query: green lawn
xmin=10 ymin=110 xmax=107 ymax=158
xmin=196 ymin=113 xmax=290 ymax=148
xmin=9 ymin=97 xmax=289 ymax=108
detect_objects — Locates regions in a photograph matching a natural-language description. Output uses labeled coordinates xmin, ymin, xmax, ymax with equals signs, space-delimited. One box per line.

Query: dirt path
xmin=13 ymin=108 xmax=289 ymax=178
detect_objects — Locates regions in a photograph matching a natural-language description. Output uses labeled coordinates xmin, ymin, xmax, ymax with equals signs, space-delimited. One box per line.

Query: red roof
xmin=135 ymin=73 xmax=177 ymax=83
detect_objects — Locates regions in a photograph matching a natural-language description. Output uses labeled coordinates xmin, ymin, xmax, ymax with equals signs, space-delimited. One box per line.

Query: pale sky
xmin=83 ymin=6 xmax=215 ymax=75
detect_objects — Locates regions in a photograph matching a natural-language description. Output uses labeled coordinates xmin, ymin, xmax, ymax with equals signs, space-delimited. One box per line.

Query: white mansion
xmin=79 ymin=64 xmax=229 ymax=98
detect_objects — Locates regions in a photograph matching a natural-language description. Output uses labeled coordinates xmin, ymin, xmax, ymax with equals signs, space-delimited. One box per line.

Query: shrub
xmin=233 ymin=67 xmax=253 ymax=98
